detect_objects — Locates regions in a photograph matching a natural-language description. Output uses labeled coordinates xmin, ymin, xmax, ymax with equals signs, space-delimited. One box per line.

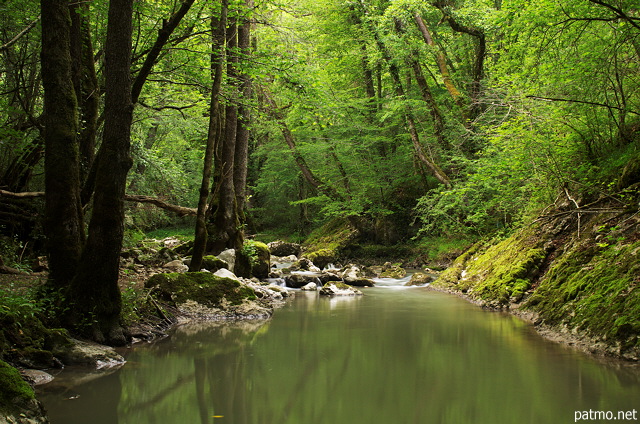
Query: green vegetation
xmin=0 ymin=360 xmax=34 ymax=405
xmin=433 ymin=210 xmax=640 ymax=357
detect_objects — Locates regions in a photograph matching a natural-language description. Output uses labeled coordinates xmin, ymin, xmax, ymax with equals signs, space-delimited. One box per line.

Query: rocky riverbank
xmin=430 ymin=198 xmax=640 ymax=361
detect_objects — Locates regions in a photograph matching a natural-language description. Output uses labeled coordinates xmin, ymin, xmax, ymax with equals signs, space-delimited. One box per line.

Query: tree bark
xmin=69 ymin=0 xmax=135 ymax=346
xmin=190 ymin=0 xmax=228 ymax=271
xmin=414 ymin=13 xmax=465 ymax=109
xmin=40 ymin=0 xmax=84 ymax=288
xmin=234 ymin=0 xmax=253 ymax=219
xmin=209 ymin=16 xmax=243 ymax=254
xmin=70 ymin=2 xmax=99 ymax=180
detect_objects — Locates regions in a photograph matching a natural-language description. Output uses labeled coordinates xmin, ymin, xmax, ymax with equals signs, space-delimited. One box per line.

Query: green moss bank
xmin=433 ymin=206 xmax=640 ymax=360
xmin=145 ymin=272 xmax=256 ymax=307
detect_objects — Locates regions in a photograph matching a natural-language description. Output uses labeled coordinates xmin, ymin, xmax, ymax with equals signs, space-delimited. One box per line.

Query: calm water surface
xmin=38 ymin=282 xmax=640 ymax=424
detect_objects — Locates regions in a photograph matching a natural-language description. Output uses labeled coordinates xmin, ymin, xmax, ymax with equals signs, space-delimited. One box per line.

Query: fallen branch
xmin=124 ymin=195 xmax=197 ymax=216
xmin=0 ymin=189 xmax=45 ymax=199
xmin=1 ymin=190 xmax=196 ymax=216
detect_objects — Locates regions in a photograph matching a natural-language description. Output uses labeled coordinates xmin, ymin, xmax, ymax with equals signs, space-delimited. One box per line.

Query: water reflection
xmin=38 ymin=288 xmax=640 ymax=424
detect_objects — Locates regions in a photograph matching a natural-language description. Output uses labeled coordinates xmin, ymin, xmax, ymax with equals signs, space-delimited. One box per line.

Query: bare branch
xmin=0 ymin=15 xmax=41 ymax=53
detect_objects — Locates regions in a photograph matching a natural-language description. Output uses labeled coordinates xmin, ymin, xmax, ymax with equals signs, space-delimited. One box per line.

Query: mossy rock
xmin=0 ymin=360 xmax=34 ymax=405
xmin=405 ymin=272 xmax=435 ymax=287
xmin=379 ymin=263 xmax=406 ymax=279
xmin=201 ymin=255 xmax=228 ymax=272
xmin=305 ymin=248 xmax=336 ymax=270
xmin=145 ymin=272 xmax=256 ymax=308
xmin=246 ymin=241 xmax=270 ymax=279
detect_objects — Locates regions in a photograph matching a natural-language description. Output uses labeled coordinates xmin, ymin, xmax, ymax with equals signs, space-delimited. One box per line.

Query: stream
xmin=37 ymin=278 xmax=640 ymax=424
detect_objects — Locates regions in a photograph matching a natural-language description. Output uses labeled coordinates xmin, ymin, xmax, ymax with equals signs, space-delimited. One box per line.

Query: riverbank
xmin=430 ymin=198 xmax=640 ymax=361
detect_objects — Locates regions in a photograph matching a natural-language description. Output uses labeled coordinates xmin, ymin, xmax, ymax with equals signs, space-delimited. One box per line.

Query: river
xmin=38 ymin=278 xmax=640 ymax=424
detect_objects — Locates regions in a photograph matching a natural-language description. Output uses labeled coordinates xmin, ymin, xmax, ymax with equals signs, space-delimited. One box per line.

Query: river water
xmin=38 ymin=279 xmax=640 ymax=424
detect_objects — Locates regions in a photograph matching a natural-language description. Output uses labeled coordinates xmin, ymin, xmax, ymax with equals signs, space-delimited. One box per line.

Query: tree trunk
xmin=190 ymin=0 xmax=228 ymax=272
xmin=209 ymin=16 xmax=243 ymax=254
xmin=414 ymin=13 xmax=465 ymax=110
xmin=40 ymin=0 xmax=84 ymax=288
xmin=69 ymin=0 xmax=134 ymax=346
xmin=234 ymin=0 xmax=253 ymax=219
xmin=70 ymin=1 xmax=99 ymax=180
xmin=370 ymin=18 xmax=452 ymax=187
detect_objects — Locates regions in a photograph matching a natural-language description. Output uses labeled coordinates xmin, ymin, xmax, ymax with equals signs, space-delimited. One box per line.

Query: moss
xmin=201 ymin=255 xmax=228 ymax=272
xmin=242 ymin=240 xmax=270 ymax=278
xmin=145 ymin=272 xmax=256 ymax=307
xmin=526 ymin=239 xmax=640 ymax=349
xmin=0 ymin=360 xmax=34 ymax=407
xmin=303 ymin=218 xmax=359 ymax=267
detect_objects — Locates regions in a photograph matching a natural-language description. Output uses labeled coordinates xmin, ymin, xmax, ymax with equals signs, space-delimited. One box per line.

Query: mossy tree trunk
xmin=209 ymin=15 xmax=244 ymax=254
xmin=40 ymin=0 xmax=84 ymax=288
xmin=191 ymin=0 xmax=228 ymax=271
xmin=68 ymin=0 xmax=134 ymax=346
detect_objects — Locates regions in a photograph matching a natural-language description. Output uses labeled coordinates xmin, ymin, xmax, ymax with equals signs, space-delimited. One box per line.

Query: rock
xmin=319 ymin=282 xmax=363 ymax=296
xmin=217 ymin=249 xmax=236 ymax=273
xmin=348 ymin=278 xmax=375 ymax=287
xmin=290 ymin=258 xmax=315 ymax=271
xmin=20 ymin=369 xmax=54 ymax=386
xmin=214 ymin=268 xmax=240 ymax=282
xmin=246 ymin=241 xmax=271 ymax=279
xmin=284 ymin=273 xmax=321 ymax=289
xmin=305 ymin=248 xmax=336 ymax=270
xmin=380 ymin=262 xmax=406 ymax=279
xmin=145 ymin=272 xmax=258 ymax=312
xmin=53 ymin=339 xmax=125 ymax=369
xmin=267 ymin=241 xmax=302 ymax=257
xmin=301 ymin=282 xmax=318 ymax=291
xmin=201 ymin=255 xmax=228 ymax=272
xmin=405 ymin=272 xmax=435 ymax=286
xmin=163 ymin=259 xmax=188 ymax=272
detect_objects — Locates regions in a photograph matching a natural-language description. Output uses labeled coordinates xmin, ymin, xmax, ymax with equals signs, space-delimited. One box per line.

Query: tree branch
xmin=526 ymin=95 xmax=640 ymax=116
xmin=0 ymin=15 xmax=41 ymax=53
xmin=0 ymin=190 xmax=197 ymax=216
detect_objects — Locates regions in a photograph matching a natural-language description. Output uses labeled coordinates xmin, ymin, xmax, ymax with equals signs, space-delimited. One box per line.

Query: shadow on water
xmin=38 ymin=282 xmax=640 ymax=424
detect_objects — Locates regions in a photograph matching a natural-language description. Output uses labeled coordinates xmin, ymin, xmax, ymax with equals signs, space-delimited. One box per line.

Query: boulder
xmin=145 ymin=272 xmax=256 ymax=308
xmin=247 ymin=241 xmax=271 ymax=279
xmin=214 ymin=268 xmax=241 ymax=282
xmin=380 ymin=262 xmax=406 ymax=279
xmin=319 ymin=282 xmax=363 ymax=296
xmin=53 ymin=339 xmax=125 ymax=369
xmin=284 ymin=273 xmax=321 ymax=289
xmin=305 ymin=248 xmax=336 ymax=270
xmin=405 ymin=272 xmax=435 ymax=287
xmin=201 ymin=255 xmax=228 ymax=272
xmin=217 ymin=249 xmax=236 ymax=273
xmin=267 ymin=241 xmax=302 ymax=257
xmin=301 ymin=282 xmax=318 ymax=291
xmin=163 ymin=259 xmax=188 ymax=272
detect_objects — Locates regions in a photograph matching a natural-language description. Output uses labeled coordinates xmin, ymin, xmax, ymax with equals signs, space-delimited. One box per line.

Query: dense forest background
xmin=0 ymin=0 xmax=638 ymax=341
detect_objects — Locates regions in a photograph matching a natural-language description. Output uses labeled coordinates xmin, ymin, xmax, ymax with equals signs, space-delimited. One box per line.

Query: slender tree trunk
xmin=370 ymin=18 xmax=452 ymax=187
xmin=209 ymin=17 xmax=243 ymax=254
xmin=414 ymin=13 xmax=465 ymax=109
xmin=40 ymin=0 xmax=84 ymax=288
xmin=69 ymin=0 xmax=134 ymax=346
xmin=234 ymin=0 xmax=253 ymax=220
xmin=70 ymin=1 xmax=99 ymax=180
xmin=190 ymin=0 xmax=228 ymax=272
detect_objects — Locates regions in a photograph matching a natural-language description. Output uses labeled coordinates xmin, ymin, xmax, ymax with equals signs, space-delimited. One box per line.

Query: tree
xmin=191 ymin=0 xmax=229 ymax=272
xmin=40 ymin=0 xmax=84 ymax=288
